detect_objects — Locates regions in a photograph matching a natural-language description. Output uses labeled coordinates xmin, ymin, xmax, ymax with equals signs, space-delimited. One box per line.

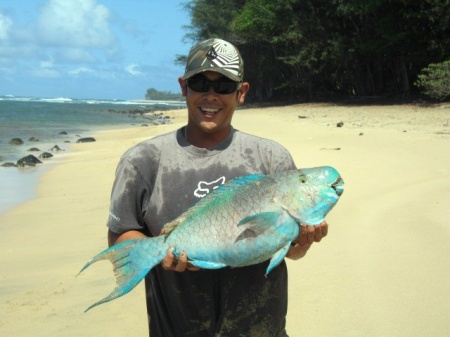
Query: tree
xmin=415 ymin=60 xmax=450 ymax=100
xmin=179 ymin=0 xmax=450 ymax=101
xmin=145 ymin=88 xmax=183 ymax=101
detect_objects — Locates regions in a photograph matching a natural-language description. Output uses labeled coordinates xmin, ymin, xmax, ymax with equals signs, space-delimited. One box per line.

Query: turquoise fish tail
xmin=79 ymin=236 xmax=166 ymax=312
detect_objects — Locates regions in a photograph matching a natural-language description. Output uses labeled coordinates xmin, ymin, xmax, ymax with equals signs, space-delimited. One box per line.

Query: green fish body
xmin=80 ymin=166 xmax=344 ymax=311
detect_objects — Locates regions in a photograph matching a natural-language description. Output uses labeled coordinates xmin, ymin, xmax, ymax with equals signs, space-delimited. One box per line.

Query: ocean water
xmin=0 ymin=96 xmax=185 ymax=215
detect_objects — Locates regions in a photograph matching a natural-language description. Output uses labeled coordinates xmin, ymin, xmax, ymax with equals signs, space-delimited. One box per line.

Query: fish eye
xmin=300 ymin=178 xmax=307 ymax=183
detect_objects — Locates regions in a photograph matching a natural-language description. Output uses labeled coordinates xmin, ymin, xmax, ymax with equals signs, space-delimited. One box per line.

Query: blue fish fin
xmin=78 ymin=236 xmax=166 ymax=312
xmin=161 ymin=219 xmax=182 ymax=237
xmin=235 ymin=212 xmax=280 ymax=242
xmin=215 ymin=173 xmax=264 ymax=192
xmin=265 ymin=242 xmax=291 ymax=276
xmin=189 ymin=260 xmax=228 ymax=269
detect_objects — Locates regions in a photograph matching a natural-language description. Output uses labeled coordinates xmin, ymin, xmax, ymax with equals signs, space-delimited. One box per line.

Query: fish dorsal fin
xmin=234 ymin=212 xmax=280 ymax=243
xmin=215 ymin=173 xmax=264 ymax=192
xmin=203 ymin=173 xmax=264 ymax=201
xmin=161 ymin=218 xmax=184 ymax=237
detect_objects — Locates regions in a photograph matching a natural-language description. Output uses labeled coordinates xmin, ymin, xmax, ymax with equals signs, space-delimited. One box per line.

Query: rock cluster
xmin=2 ymin=110 xmax=174 ymax=168
xmin=1 ymin=132 xmax=95 ymax=168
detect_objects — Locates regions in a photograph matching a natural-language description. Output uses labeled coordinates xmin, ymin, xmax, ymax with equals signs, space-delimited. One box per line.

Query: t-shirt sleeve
xmin=106 ymin=156 xmax=150 ymax=235
xmin=272 ymin=147 xmax=296 ymax=172
xmin=261 ymin=138 xmax=297 ymax=173
xmin=236 ymin=130 xmax=296 ymax=174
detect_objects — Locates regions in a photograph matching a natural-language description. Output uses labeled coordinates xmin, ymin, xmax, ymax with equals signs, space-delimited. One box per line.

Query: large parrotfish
xmin=80 ymin=166 xmax=344 ymax=311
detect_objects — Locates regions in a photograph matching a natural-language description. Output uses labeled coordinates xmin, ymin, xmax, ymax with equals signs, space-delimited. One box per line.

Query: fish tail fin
xmin=78 ymin=236 xmax=166 ymax=312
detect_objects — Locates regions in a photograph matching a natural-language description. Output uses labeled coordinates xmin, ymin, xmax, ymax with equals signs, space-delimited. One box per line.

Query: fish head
xmin=288 ymin=166 xmax=344 ymax=225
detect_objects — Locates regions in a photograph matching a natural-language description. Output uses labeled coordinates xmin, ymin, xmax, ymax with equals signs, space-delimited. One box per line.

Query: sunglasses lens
xmin=187 ymin=78 xmax=209 ymax=92
xmin=187 ymin=78 xmax=239 ymax=94
xmin=215 ymin=82 xmax=238 ymax=94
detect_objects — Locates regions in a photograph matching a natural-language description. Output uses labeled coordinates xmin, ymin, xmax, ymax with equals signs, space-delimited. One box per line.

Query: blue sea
xmin=0 ymin=96 xmax=185 ymax=215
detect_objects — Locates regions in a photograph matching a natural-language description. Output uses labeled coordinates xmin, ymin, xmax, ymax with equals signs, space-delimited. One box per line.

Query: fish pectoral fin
xmin=189 ymin=260 xmax=228 ymax=269
xmin=235 ymin=212 xmax=280 ymax=243
xmin=265 ymin=243 xmax=291 ymax=276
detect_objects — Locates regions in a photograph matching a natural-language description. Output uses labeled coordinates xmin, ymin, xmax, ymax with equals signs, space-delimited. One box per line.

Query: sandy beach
xmin=0 ymin=103 xmax=449 ymax=336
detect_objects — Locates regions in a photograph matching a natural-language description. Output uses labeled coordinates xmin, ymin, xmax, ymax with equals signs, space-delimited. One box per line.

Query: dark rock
xmin=9 ymin=138 xmax=24 ymax=145
xmin=50 ymin=145 xmax=64 ymax=151
xmin=359 ymin=132 xmax=364 ymax=136
xmin=1 ymin=162 xmax=17 ymax=167
xmin=39 ymin=152 xmax=54 ymax=159
xmin=17 ymin=155 xmax=42 ymax=167
xmin=28 ymin=147 xmax=41 ymax=152
xmin=336 ymin=121 xmax=344 ymax=127
xmin=76 ymin=137 xmax=96 ymax=143
xmin=29 ymin=137 xmax=40 ymax=142
xmin=59 ymin=131 xmax=68 ymax=135
xmin=141 ymin=124 xmax=149 ymax=127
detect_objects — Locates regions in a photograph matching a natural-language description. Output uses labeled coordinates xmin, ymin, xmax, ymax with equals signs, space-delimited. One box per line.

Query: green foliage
xmin=415 ymin=60 xmax=450 ymax=100
xmin=179 ymin=0 xmax=450 ymax=101
xmin=232 ymin=0 xmax=278 ymax=39
xmin=180 ymin=0 xmax=244 ymax=42
xmin=145 ymin=88 xmax=183 ymax=101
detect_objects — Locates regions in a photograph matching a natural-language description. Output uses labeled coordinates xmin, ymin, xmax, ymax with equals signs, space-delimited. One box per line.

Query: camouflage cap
xmin=182 ymin=38 xmax=244 ymax=82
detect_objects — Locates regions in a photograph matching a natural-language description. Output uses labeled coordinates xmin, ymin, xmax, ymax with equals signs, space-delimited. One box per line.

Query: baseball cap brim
xmin=182 ymin=67 xmax=242 ymax=82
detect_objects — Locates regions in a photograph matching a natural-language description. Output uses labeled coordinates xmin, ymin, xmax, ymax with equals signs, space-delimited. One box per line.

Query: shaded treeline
xmin=177 ymin=0 xmax=450 ymax=102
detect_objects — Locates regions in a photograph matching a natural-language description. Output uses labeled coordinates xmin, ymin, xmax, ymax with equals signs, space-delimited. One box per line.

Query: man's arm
xmin=108 ymin=229 xmax=147 ymax=246
xmin=286 ymin=222 xmax=328 ymax=260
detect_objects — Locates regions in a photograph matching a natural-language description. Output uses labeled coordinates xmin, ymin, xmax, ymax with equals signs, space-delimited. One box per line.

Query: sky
xmin=0 ymin=0 xmax=192 ymax=100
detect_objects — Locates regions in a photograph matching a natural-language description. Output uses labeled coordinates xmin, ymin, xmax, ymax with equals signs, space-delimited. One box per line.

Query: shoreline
xmin=0 ymin=104 xmax=449 ymax=336
xmin=0 ymin=108 xmax=184 ymax=215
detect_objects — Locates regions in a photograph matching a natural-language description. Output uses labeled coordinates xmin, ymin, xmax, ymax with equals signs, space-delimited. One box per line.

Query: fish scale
xmin=79 ymin=166 xmax=344 ymax=311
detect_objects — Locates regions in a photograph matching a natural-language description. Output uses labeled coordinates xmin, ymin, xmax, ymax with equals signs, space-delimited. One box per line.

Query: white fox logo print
xmin=194 ymin=176 xmax=226 ymax=198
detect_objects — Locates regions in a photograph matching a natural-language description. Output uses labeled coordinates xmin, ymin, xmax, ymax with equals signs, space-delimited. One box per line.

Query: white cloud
xmin=30 ymin=67 xmax=60 ymax=79
xmin=68 ymin=66 xmax=94 ymax=77
xmin=40 ymin=59 xmax=54 ymax=69
xmin=26 ymin=57 xmax=60 ymax=78
xmin=0 ymin=12 xmax=13 ymax=40
xmin=57 ymin=48 xmax=96 ymax=63
xmin=37 ymin=0 xmax=115 ymax=49
xmin=125 ymin=63 xmax=144 ymax=76
xmin=67 ymin=66 xmax=117 ymax=81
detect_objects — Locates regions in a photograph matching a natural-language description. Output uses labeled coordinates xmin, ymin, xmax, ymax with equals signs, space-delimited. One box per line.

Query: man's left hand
xmin=286 ymin=221 xmax=328 ymax=260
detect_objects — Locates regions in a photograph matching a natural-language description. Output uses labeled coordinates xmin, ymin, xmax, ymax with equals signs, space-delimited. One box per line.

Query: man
xmin=107 ymin=38 xmax=327 ymax=336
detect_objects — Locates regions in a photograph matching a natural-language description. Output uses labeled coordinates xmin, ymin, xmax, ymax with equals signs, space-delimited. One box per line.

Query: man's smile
xmin=199 ymin=107 xmax=220 ymax=115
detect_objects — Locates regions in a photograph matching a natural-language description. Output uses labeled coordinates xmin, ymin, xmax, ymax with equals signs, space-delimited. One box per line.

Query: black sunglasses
xmin=186 ymin=76 xmax=242 ymax=94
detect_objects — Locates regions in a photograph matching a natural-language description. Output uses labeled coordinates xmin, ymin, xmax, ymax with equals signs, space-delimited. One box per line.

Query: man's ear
xmin=237 ymin=82 xmax=250 ymax=104
xmin=178 ymin=77 xmax=188 ymax=97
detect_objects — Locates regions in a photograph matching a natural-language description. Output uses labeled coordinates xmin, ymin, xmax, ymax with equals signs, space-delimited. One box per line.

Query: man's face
xmin=178 ymin=71 xmax=249 ymax=136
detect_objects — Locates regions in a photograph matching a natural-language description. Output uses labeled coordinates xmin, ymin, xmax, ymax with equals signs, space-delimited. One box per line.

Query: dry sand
xmin=0 ymin=103 xmax=449 ymax=336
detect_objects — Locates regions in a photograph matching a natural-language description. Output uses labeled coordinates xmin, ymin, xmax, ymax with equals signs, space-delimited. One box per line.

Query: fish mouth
xmin=332 ymin=176 xmax=344 ymax=196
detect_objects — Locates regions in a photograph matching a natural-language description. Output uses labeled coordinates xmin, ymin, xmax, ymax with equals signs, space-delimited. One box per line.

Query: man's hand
xmin=286 ymin=222 xmax=329 ymax=260
xmin=161 ymin=247 xmax=200 ymax=272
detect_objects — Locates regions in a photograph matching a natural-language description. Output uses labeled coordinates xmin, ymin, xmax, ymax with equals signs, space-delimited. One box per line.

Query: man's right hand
xmin=161 ymin=247 xmax=200 ymax=272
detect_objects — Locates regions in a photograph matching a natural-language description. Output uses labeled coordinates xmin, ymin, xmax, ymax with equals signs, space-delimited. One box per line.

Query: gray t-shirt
xmin=107 ymin=127 xmax=296 ymax=337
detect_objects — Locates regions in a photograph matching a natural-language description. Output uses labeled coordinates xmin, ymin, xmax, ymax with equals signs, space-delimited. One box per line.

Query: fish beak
xmin=331 ymin=176 xmax=344 ymax=196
